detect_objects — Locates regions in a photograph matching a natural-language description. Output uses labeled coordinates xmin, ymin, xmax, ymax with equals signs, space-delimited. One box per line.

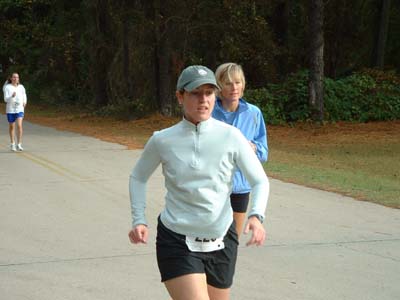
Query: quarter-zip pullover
xmin=129 ymin=117 xmax=269 ymax=238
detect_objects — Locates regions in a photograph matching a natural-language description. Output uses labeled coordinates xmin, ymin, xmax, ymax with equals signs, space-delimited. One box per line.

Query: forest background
xmin=1 ymin=0 xmax=399 ymax=207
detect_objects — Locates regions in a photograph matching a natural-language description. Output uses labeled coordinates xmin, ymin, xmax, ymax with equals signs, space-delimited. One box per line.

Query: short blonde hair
xmin=215 ymin=63 xmax=246 ymax=92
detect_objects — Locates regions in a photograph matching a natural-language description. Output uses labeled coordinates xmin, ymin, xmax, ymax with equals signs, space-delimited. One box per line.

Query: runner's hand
xmin=128 ymin=225 xmax=148 ymax=244
xmin=248 ymin=141 xmax=257 ymax=153
xmin=244 ymin=216 xmax=266 ymax=246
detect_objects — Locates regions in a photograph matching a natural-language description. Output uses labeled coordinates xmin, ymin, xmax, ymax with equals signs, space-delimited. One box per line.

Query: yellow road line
xmin=3 ymin=145 xmax=86 ymax=181
xmin=3 ymin=145 xmax=125 ymax=200
xmin=17 ymin=151 xmax=81 ymax=181
xmin=22 ymin=152 xmax=87 ymax=180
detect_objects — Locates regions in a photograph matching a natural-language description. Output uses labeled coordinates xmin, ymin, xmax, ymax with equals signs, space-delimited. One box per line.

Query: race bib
xmin=185 ymin=236 xmax=225 ymax=252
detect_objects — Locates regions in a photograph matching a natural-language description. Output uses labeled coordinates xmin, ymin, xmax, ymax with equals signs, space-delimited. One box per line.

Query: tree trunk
xmin=92 ymin=0 xmax=113 ymax=106
xmin=373 ymin=0 xmax=391 ymax=68
xmin=154 ymin=0 xmax=172 ymax=116
xmin=308 ymin=0 xmax=324 ymax=122
xmin=122 ymin=15 xmax=132 ymax=99
xmin=275 ymin=0 xmax=291 ymax=79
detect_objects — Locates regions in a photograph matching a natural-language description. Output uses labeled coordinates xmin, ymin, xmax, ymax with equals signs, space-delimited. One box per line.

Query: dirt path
xmin=23 ymin=105 xmax=400 ymax=150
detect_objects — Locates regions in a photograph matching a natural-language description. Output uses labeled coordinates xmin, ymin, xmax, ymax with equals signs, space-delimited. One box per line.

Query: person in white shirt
xmin=3 ymin=73 xmax=27 ymax=151
xmin=128 ymin=65 xmax=270 ymax=300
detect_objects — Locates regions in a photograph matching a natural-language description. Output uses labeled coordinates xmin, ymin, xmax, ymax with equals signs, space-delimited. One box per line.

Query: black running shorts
xmin=230 ymin=192 xmax=250 ymax=213
xmin=156 ymin=218 xmax=239 ymax=289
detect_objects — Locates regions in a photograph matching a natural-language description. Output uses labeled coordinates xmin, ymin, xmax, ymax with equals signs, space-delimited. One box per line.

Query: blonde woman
xmin=212 ymin=63 xmax=268 ymax=236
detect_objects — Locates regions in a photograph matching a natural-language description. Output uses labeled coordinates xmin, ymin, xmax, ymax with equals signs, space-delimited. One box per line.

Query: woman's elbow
xmin=258 ymin=150 xmax=268 ymax=163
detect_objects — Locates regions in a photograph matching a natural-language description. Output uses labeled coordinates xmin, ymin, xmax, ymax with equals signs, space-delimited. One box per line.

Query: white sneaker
xmin=17 ymin=144 xmax=24 ymax=151
xmin=10 ymin=144 xmax=17 ymax=152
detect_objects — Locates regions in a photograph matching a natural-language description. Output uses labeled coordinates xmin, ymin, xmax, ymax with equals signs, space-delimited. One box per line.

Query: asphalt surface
xmin=1 ymin=116 xmax=399 ymax=300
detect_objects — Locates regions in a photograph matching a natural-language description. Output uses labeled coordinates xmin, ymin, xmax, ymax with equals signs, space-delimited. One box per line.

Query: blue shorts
xmin=7 ymin=112 xmax=24 ymax=123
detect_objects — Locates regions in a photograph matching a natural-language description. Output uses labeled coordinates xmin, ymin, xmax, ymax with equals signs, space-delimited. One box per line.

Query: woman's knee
xmin=165 ymin=273 xmax=209 ymax=300
xmin=207 ymin=284 xmax=230 ymax=300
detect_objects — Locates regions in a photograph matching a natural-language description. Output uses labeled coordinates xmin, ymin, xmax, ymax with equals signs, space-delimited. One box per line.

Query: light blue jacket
xmin=129 ymin=118 xmax=269 ymax=238
xmin=212 ymin=98 xmax=268 ymax=194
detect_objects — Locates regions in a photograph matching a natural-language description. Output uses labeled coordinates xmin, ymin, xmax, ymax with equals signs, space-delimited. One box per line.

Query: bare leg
xmin=164 ymin=273 xmax=210 ymax=300
xmin=9 ymin=122 xmax=15 ymax=144
xmin=207 ymin=284 xmax=230 ymax=300
xmin=233 ymin=211 xmax=247 ymax=237
xmin=16 ymin=117 xmax=23 ymax=144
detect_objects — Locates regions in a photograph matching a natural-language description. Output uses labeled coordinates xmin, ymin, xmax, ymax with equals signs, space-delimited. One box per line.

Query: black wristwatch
xmin=249 ymin=214 xmax=264 ymax=224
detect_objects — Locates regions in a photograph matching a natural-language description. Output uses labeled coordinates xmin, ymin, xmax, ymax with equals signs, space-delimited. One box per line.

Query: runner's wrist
xmin=248 ymin=214 xmax=264 ymax=224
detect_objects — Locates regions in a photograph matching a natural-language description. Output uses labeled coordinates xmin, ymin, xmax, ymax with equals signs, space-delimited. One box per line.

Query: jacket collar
xmin=181 ymin=116 xmax=214 ymax=132
xmin=215 ymin=97 xmax=249 ymax=114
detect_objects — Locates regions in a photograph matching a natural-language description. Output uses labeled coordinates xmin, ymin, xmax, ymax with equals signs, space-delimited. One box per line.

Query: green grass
xmin=266 ymin=137 xmax=400 ymax=208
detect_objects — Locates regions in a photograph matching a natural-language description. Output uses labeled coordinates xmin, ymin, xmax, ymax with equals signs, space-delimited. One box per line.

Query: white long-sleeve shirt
xmin=129 ymin=117 xmax=270 ymax=238
xmin=3 ymin=83 xmax=27 ymax=114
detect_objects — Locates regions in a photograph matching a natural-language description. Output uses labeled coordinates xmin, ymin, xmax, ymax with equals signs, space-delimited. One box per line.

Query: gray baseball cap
xmin=177 ymin=65 xmax=219 ymax=92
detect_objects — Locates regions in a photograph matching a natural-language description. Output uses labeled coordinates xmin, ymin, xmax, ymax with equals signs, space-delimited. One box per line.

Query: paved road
xmin=1 ymin=117 xmax=399 ymax=300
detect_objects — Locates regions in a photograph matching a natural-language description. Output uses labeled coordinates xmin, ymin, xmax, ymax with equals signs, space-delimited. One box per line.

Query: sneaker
xmin=10 ymin=144 xmax=17 ymax=152
xmin=17 ymin=144 xmax=24 ymax=151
